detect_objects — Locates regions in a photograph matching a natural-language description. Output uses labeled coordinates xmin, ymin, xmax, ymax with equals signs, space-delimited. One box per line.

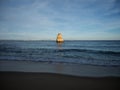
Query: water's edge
xmin=0 ymin=60 xmax=120 ymax=77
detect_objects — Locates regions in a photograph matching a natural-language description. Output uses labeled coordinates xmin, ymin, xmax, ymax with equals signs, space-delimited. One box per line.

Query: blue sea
xmin=0 ymin=40 xmax=120 ymax=66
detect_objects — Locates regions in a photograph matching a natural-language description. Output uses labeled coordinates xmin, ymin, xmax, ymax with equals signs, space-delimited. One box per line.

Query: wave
xmin=0 ymin=47 xmax=120 ymax=66
xmin=1 ymin=58 xmax=120 ymax=66
xmin=0 ymin=46 xmax=120 ymax=55
xmin=57 ymin=49 xmax=120 ymax=55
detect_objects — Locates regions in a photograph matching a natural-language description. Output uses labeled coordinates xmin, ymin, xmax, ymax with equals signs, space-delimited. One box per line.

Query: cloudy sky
xmin=0 ymin=0 xmax=120 ymax=40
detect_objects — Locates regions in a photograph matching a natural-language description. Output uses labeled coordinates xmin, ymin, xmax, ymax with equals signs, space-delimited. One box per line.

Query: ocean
xmin=0 ymin=40 xmax=120 ymax=66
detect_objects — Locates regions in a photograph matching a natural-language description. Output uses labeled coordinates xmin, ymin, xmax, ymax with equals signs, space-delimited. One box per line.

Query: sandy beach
xmin=0 ymin=71 xmax=120 ymax=90
xmin=0 ymin=60 xmax=120 ymax=90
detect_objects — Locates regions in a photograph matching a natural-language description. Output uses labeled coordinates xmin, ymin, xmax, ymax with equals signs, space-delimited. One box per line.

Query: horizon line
xmin=0 ymin=39 xmax=120 ymax=41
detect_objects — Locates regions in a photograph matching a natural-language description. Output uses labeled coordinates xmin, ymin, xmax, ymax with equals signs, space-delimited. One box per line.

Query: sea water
xmin=0 ymin=40 xmax=120 ymax=66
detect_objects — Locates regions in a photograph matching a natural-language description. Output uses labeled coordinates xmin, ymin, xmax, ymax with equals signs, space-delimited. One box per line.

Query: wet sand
xmin=1 ymin=60 xmax=120 ymax=77
xmin=0 ymin=71 xmax=120 ymax=90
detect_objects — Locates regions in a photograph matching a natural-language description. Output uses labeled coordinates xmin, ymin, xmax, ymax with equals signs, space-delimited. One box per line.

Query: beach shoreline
xmin=0 ymin=71 xmax=120 ymax=90
xmin=0 ymin=60 xmax=120 ymax=77
xmin=0 ymin=60 xmax=120 ymax=89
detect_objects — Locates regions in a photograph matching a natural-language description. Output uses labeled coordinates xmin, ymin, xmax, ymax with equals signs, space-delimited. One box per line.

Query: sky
xmin=0 ymin=0 xmax=120 ymax=40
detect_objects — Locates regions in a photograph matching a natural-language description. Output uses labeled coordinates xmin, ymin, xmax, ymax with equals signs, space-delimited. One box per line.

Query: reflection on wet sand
xmin=55 ymin=63 xmax=64 ymax=73
xmin=55 ymin=42 xmax=64 ymax=72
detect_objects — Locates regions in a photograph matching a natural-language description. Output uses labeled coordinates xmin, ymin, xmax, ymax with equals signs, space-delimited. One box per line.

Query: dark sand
xmin=0 ymin=71 xmax=120 ymax=90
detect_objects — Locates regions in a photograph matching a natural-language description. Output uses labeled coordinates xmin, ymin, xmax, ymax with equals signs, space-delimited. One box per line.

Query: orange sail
xmin=56 ymin=33 xmax=64 ymax=43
